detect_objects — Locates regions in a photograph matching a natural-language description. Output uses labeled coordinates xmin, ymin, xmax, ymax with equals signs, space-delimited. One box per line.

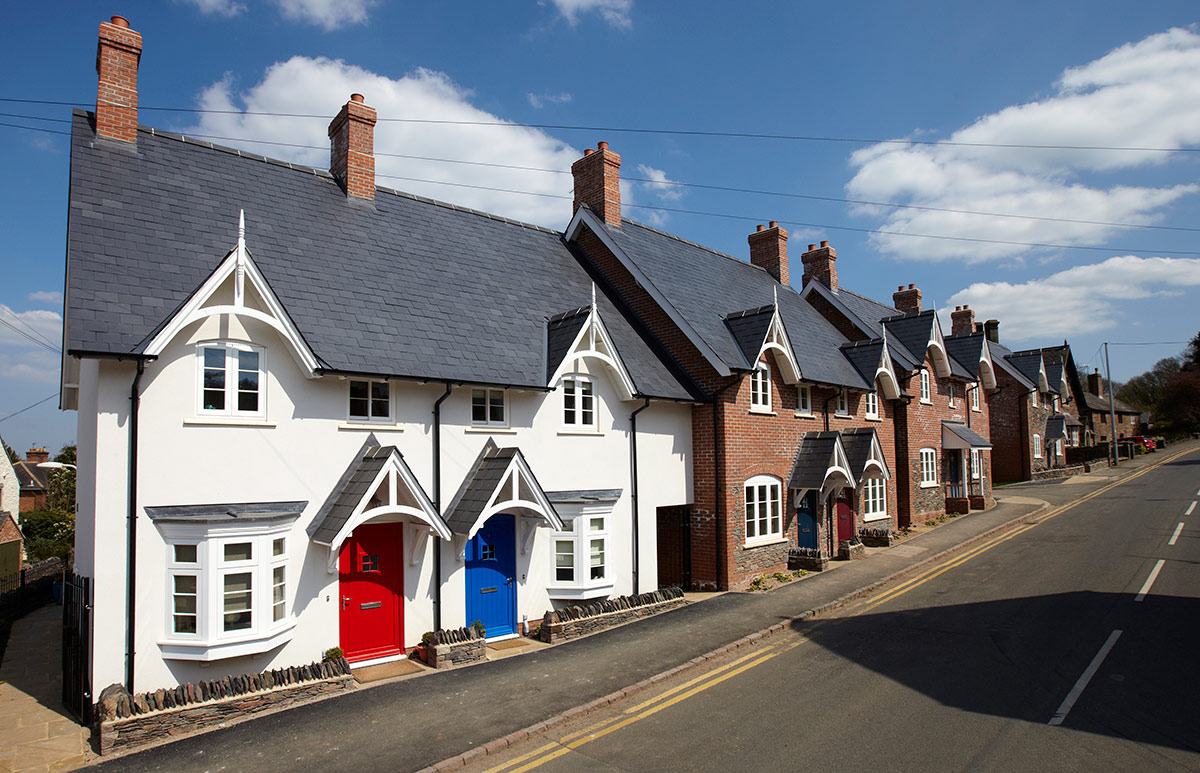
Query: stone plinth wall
xmin=430 ymin=638 xmax=486 ymax=669
xmin=838 ymin=541 xmax=867 ymax=561
xmin=97 ymin=673 xmax=354 ymax=754
xmin=788 ymin=553 xmax=828 ymax=572
xmin=968 ymin=495 xmax=987 ymax=510
xmin=1031 ymin=464 xmax=1085 ymax=481
xmin=539 ymin=590 xmax=687 ymax=644
xmin=857 ymin=531 xmax=896 ymax=548
xmin=946 ymin=497 xmax=970 ymax=515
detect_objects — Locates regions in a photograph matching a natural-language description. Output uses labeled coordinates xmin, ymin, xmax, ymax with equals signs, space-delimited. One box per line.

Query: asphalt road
xmin=478 ymin=451 xmax=1200 ymax=772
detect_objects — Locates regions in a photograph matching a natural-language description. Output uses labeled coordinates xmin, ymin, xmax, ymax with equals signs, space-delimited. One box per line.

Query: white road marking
xmin=1134 ymin=559 xmax=1165 ymax=602
xmin=1049 ymin=629 xmax=1123 ymax=726
xmin=1168 ymin=523 xmax=1184 ymax=546
xmin=1186 ymin=501 xmax=1196 ymax=516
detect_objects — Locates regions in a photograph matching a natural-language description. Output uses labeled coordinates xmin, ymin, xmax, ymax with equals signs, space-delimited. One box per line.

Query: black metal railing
xmin=61 ymin=572 xmax=92 ymax=724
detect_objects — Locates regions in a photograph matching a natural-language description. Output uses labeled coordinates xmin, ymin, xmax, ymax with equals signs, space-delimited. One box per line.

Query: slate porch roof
xmin=942 ymin=421 xmax=992 ymax=450
xmin=64 ymin=113 xmax=692 ymax=402
xmin=443 ymin=439 xmax=562 ymax=535
xmin=788 ymin=431 xmax=845 ymax=490
xmin=145 ymin=501 xmax=307 ymax=524
xmin=588 ymin=217 xmax=871 ymax=390
xmin=1045 ymin=416 xmax=1066 ymax=441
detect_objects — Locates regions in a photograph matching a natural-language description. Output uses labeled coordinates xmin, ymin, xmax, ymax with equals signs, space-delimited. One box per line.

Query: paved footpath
xmin=0 ymin=604 xmax=89 ymax=772
xmin=95 ymin=441 xmax=1200 ymax=772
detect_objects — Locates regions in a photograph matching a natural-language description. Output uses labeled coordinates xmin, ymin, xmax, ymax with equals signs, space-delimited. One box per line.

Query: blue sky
xmin=2 ymin=0 xmax=1199 ymax=456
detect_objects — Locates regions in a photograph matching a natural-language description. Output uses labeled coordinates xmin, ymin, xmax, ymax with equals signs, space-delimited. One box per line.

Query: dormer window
xmin=919 ymin=369 xmax=931 ymax=403
xmin=750 ymin=363 xmax=771 ymax=412
xmin=348 ymin=379 xmax=390 ymax=422
xmin=562 ymin=376 xmax=596 ymax=428
xmin=198 ymin=343 xmax=264 ymax=418
xmin=472 ymin=388 xmax=507 ymax=427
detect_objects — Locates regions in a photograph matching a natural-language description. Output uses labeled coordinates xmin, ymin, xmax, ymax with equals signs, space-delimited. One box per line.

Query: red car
xmin=1119 ymin=436 xmax=1155 ymax=451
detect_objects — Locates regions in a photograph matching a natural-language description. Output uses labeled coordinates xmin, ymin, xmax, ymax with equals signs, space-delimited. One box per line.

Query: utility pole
xmin=1104 ymin=342 xmax=1118 ymax=466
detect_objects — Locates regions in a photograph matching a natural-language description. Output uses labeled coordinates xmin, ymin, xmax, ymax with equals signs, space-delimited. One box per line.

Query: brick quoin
xmin=328 ymin=94 xmax=377 ymax=200
xmin=95 ymin=16 xmax=142 ymax=144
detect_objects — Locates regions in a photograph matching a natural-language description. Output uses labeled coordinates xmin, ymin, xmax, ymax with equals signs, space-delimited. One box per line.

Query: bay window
xmin=549 ymin=503 xmax=612 ymax=599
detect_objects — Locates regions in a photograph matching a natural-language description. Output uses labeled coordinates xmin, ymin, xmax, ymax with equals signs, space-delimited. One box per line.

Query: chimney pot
xmin=820 ymin=240 xmax=829 ymax=248
xmin=769 ymin=221 xmax=778 ymax=229
xmin=908 ymin=283 xmax=915 ymax=289
xmin=756 ymin=224 xmax=765 ymax=232
xmin=583 ymin=148 xmax=594 ymax=156
xmin=571 ymin=140 xmax=622 ymax=226
xmin=810 ymin=244 xmax=818 ymax=251
xmin=350 ymin=93 xmax=364 ymax=103
xmin=110 ymin=15 xmax=129 ymax=27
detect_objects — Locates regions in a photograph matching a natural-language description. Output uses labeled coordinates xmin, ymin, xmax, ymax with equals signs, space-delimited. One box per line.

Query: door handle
xmin=342 ymin=595 xmax=351 ymax=610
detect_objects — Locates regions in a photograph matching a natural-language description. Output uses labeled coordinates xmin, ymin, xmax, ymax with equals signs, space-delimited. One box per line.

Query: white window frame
xmin=1033 ymin=434 xmax=1042 ymax=459
xmin=971 ymin=449 xmax=981 ymax=480
xmin=970 ymin=383 xmax=980 ymax=411
xmin=865 ymin=390 xmax=879 ymax=419
xmin=835 ymin=388 xmax=849 ymax=416
xmin=562 ymin=375 xmax=598 ymax=430
xmin=197 ymin=341 xmax=265 ymax=419
xmin=862 ymin=477 xmax=887 ymax=521
xmin=160 ymin=522 xmax=293 ymax=661
xmin=347 ymin=378 xmax=391 ymax=423
xmin=750 ymin=362 xmax=771 ymax=413
xmin=744 ymin=475 xmax=783 ymax=546
xmin=1031 ymin=389 xmax=1039 ymax=407
xmin=948 ymin=383 xmax=956 ymax=408
xmin=548 ymin=502 xmax=614 ymax=600
xmin=796 ymin=384 xmax=812 ymax=416
xmin=471 ymin=388 xmax=508 ymax=428
xmin=919 ymin=369 xmax=931 ymax=403
xmin=919 ymin=448 xmax=937 ymax=487
xmin=1053 ymin=395 xmax=1061 ymax=411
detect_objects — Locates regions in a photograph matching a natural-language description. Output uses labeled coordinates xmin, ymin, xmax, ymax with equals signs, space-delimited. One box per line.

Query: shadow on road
xmin=796 ymin=590 xmax=1200 ymax=753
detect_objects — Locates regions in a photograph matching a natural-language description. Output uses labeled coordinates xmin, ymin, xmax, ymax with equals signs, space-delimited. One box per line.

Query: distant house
xmin=1076 ymin=370 xmax=1142 ymax=444
xmin=13 ymin=448 xmax=49 ymax=513
xmin=0 ymin=444 xmax=21 ymax=576
xmin=0 ymin=438 xmax=19 ymax=519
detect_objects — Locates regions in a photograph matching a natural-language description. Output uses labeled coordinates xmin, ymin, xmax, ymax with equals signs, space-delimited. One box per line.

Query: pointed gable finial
xmin=773 ymin=284 xmax=779 ymax=309
xmin=591 ymin=282 xmax=597 ymax=314
xmin=238 ymin=209 xmax=245 ymax=244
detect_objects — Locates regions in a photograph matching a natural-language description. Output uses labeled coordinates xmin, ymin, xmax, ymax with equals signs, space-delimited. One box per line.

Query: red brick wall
xmin=328 ymin=97 xmax=377 ymax=199
xmin=988 ymin=368 xmax=1030 ymax=483
xmin=805 ymin=293 xmax=870 ymax=343
xmin=95 ymin=17 xmax=142 ymax=143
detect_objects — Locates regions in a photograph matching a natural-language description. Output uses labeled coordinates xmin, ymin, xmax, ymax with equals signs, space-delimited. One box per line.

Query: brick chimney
xmin=328 ymin=94 xmax=377 ymax=200
xmin=950 ymin=305 xmax=975 ymax=336
xmin=571 ymin=141 xmax=622 ymax=227
xmin=1087 ymin=371 xmax=1104 ymax=397
xmin=893 ymin=283 xmax=922 ymax=313
xmin=984 ymin=319 xmax=999 ymax=344
xmin=800 ymin=241 xmax=837 ymax=290
xmin=748 ymin=222 xmax=789 ymax=284
xmin=95 ymin=15 xmax=142 ymax=143
xmin=25 ymin=448 xmax=49 ymax=465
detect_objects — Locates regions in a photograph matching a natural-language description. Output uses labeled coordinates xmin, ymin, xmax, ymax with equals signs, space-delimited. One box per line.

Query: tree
xmin=45 ymin=445 xmax=76 ymax=515
xmin=1158 ymin=370 xmax=1200 ymax=436
xmin=1116 ymin=357 xmax=1180 ymax=413
xmin=1 ymin=438 xmax=16 ymax=465
xmin=1183 ymin=331 xmax=1200 ymax=372
xmin=20 ymin=508 xmax=75 ymax=562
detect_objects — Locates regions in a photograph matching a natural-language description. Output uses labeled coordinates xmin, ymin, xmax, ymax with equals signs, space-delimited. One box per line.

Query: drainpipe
xmin=125 ymin=358 xmax=145 ymax=694
xmin=431 ymin=382 xmax=453 ymax=631
xmin=712 ymin=378 xmax=741 ymax=591
xmin=823 ymin=392 xmax=836 ymax=431
xmin=629 ymin=399 xmax=651 ymax=595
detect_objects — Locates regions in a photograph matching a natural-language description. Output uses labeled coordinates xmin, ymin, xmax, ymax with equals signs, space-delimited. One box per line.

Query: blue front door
xmin=466 ymin=513 xmax=516 ymax=638
xmin=796 ymin=492 xmax=818 ymax=550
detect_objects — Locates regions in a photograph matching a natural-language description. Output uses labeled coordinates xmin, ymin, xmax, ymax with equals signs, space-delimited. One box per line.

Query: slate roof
xmin=1079 ymin=392 xmax=1140 ymax=415
xmin=788 ymin=431 xmax=842 ymax=490
xmin=442 ymin=440 xmax=561 ymax=534
xmin=64 ymin=113 xmax=691 ymax=401
xmin=1005 ymin=352 xmax=1045 ymax=390
xmin=144 ymin=501 xmax=307 ymax=524
xmin=879 ymin=311 xmax=940 ymax=374
xmin=13 ymin=461 xmax=47 ymax=492
xmin=839 ymin=340 xmax=885 ymax=388
xmin=545 ymin=307 xmax=589 ymax=384
xmin=594 ymin=218 xmax=869 ymax=389
xmin=841 ymin=427 xmax=889 ymax=479
xmin=307 ymin=441 xmax=431 ymax=545
xmin=827 ymin=287 xmax=897 ymax=339
xmin=943 ymin=334 xmax=987 ymax=380
xmin=1045 ymin=416 xmax=1066 ymax=441
xmin=987 ymin=341 xmax=1037 ymax=390
xmin=724 ymin=305 xmax=776 ymax=366
xmin=545 ymin=489 xmax=623 ymax=504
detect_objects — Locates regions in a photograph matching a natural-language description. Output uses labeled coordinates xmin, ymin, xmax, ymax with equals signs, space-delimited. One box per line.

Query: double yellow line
xmin=485 ymin=638 xmax=807 ymax=773
xmin=853 ymin=445 xmax=1197 ymax=615
xmin=484 ymin=446 xmax=1196 ymax=772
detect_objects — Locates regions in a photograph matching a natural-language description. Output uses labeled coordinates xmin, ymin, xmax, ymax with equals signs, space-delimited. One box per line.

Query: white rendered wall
xmin=81 ymin=312 xmax=691 ymax=693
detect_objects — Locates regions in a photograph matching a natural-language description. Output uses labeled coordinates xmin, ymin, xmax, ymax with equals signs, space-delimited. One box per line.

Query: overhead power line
xmin=0 ymin=316 xmax=60 ymax=353
xmin=3 ymin=96 xmax=1199 ymax=154
xmin=0 ymin=393 xmax=58 ymax=425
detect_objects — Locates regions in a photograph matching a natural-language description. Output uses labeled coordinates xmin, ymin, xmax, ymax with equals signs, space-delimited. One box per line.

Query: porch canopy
xmin=941 ymin=421 xmax=993 ymax=450
xmin=788 ymin=431 xmax=856 ymax=495
xmin=445 ymin=439 xmax=564 ymax=557
xmin=1045 ymin=416 xmax=1067 ymax=441
xmin=146 ymin=501 xmax=307 ymax=524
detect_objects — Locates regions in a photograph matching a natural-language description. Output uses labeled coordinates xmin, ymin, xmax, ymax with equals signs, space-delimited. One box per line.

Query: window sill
xmin=794 ymin=411 xmax=815 ymax=419
xmin=557 ymin=428 xmax=602 ymax=436
xmin=864 ymin=415 xmax=882 ymax=422
xmin=748 ymin=407 xmax=776 ymax=416
xmin=971 ymin=407 xmax=982 ymax=413
xmin=743 ymin=536 xmax=787 ymax=549
xmin=159 ymin=622 xmax=296 ymax=662
xmin=548 ymin=582 xmax=614 ymax=601
xmin=183 ymin=417 xmax=275 ymax=428
xmin=863 ymin=512 xmax=890 ymax=523
xmin=340 ymin=422 xmax=402 ymax=432
xmin=464 ymin=426 xmax=517 ymax=434
xmin=832 ymin=413 xmax=852 ymax=420
xmin=919 ymin=399 xmax=933 ymax=406
xmin=919 ymin=482 xmax=939 ymax=489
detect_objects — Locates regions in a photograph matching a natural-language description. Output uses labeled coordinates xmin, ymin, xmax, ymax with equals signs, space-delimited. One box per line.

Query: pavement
xmin=0 ymin=605 xmax=90 ymax=773
xmin=95 ymin=439 xmax=1200 ymax=773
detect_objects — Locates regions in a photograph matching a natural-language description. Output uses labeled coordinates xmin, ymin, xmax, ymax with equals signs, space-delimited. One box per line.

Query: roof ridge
xmin=724 ymin=304 xmax=774 ymax=320
xmin=76 ymin=112 xmax=560 ymax=237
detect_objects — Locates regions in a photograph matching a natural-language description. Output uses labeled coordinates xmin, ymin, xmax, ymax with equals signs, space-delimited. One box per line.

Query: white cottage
xmin=62 ymin=16 xmax=695 ymax=695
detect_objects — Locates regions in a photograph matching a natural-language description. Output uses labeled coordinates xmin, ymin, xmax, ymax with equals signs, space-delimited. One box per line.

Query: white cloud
xmin=635 ymin=164 xmax=684 ymax=201
xmin=182 ymin=0 xmax=248 ymax=17
xmin=550 ymin=0 xmax=633 ymax=29
xmin=847 ymin=27 xmax=1200 ymax=262
xmin=527 ymin=92 xmax=573 ymax=109
xmin=273 ymin=0 xmax=376 ymax=30
xmin=945 ymin=256 xmax=1200 ymax=342
xmin=0 ymin=306 xmax=61 ymax=351
xmin=0 ymin=351 xmax=61 ymax=385
xmin=27 ymin=291 xmax=62 ymax=305
xmin=185 ymin=58 xmax=584 ymax=227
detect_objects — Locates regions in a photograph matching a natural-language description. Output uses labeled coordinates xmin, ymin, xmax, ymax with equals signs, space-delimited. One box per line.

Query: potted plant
xmin=415 ymin=631 xmax=433 ymax=663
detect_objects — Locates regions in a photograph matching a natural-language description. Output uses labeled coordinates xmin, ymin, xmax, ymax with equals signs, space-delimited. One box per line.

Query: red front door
xmin=836 ymin=491 xmax=854 ymax=542
xmin=339 ymin=522 xmax=403 ymax=663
